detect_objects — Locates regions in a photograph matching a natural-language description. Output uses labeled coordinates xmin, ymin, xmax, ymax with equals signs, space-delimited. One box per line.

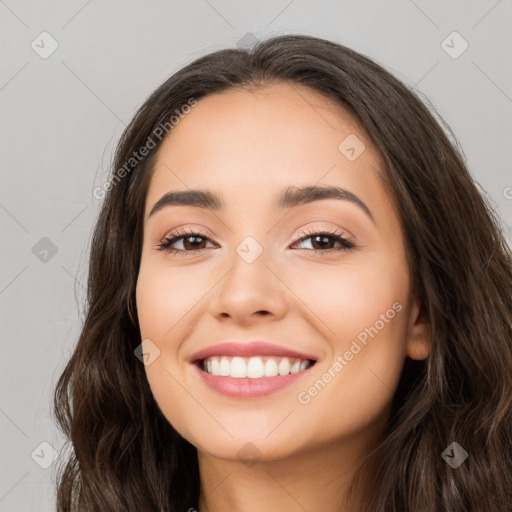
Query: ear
xmin=405 ymin=296 xmax=431 ymax=360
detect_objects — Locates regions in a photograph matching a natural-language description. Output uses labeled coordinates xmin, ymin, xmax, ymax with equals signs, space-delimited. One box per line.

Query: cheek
xmin=135 ymin=261 xmax=205 ymax=444
xmin=288 ymin=253 xmax=409 ymax=349
xmin=135 ymin=259 xmax=212 ymax=339
xmin=290 ymin=257 xmax=409 ymax=436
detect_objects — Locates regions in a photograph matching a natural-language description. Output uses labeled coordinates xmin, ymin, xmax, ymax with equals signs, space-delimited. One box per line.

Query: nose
xmin=208 ymin=244 xmax=288 ymax=326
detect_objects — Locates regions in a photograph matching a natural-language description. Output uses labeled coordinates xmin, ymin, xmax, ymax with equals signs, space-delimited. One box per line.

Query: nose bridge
xmin=208 ymin=227 xmax=287 ymax=321
xmin=229 ymin=231 xmax=273 ymax=293
xmin=225 ymin=202 xmax=273 ymax=267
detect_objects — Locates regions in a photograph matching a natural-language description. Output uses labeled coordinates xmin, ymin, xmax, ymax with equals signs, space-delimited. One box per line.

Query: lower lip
xmin=193 ymin=363 xmax=313 ymax=398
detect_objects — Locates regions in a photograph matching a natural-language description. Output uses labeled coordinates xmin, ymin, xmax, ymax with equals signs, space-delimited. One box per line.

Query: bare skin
xmin=135 ymin=82 xmax=430 ymax=512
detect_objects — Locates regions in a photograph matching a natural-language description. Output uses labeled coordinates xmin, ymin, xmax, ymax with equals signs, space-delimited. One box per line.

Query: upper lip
xmin=189 ymin=341 xmax=318 ymax=363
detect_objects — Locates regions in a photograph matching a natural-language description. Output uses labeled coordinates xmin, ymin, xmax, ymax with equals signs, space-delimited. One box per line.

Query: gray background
xmin=1 ymin=1 xmax=511 ymax=510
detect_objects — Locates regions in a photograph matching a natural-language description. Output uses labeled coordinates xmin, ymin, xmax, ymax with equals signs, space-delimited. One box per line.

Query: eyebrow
xmin=148 ymin=185 xmax=374 ymax=223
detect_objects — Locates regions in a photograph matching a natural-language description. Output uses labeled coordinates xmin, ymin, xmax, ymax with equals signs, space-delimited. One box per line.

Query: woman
xmin=53 ymin=34 xmax=512 ymax=511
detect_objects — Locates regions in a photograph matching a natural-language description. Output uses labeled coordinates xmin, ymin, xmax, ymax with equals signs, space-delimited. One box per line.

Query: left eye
xmin=291 ymin=231 xmax=354 ymax=254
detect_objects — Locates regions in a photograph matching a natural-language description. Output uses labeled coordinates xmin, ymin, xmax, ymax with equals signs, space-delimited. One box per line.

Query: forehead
xmin=144 ymin=82 xmax=393 ymax=226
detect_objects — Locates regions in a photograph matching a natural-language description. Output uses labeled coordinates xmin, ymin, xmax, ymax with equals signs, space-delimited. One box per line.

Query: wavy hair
xmin=52 ymin=34 xmax=512 ymax=511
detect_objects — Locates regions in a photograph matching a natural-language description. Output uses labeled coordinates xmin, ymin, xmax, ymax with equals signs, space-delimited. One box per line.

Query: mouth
xmin=195 ymin=355 xmax=317 ymax=379
xmin=190 ymin=340 xmax=319 ymax=398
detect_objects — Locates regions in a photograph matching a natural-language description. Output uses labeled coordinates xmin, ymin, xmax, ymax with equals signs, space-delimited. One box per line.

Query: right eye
xmin=156 ymin=227 xmax=217 ymax=255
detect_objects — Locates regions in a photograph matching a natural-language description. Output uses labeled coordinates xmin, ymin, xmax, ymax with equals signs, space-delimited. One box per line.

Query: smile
xmin=190 ymin=340 xmax=318 ymax=398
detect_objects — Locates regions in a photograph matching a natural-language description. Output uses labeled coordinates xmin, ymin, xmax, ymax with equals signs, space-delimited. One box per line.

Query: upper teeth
xmin=202 ymin=356 xmax=312 ymax=378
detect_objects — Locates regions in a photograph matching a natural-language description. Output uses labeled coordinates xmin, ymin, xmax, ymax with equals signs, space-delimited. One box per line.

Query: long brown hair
xmin=52 ymin=34 xmax=512 ymax=511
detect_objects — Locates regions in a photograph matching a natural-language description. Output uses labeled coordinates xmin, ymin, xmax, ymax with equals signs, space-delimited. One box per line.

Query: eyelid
xmin=156 ymin=223 xmax=351 ymax=245
xmin=155 ymin=224 xmax=216 ymax=243
xmin=292 ymin=224 xmax=353 ymax=242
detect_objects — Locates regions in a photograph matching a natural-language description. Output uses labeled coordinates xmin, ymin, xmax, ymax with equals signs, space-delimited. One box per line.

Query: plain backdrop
xmin=1 ymin=1 xmax=511 ymax=510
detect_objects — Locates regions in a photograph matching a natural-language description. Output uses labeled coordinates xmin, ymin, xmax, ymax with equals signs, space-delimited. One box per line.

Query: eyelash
xmin=155 ymin=226 xmax=355 ymax=256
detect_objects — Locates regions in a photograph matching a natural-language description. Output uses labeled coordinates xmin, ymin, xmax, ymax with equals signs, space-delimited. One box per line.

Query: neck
xmin=196 ymin=420 xmax=385 ymax=512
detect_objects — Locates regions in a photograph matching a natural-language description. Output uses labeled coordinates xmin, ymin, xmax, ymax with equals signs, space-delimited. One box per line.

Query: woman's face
xmin=136 ymin=82 xmax=429 ymax=462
